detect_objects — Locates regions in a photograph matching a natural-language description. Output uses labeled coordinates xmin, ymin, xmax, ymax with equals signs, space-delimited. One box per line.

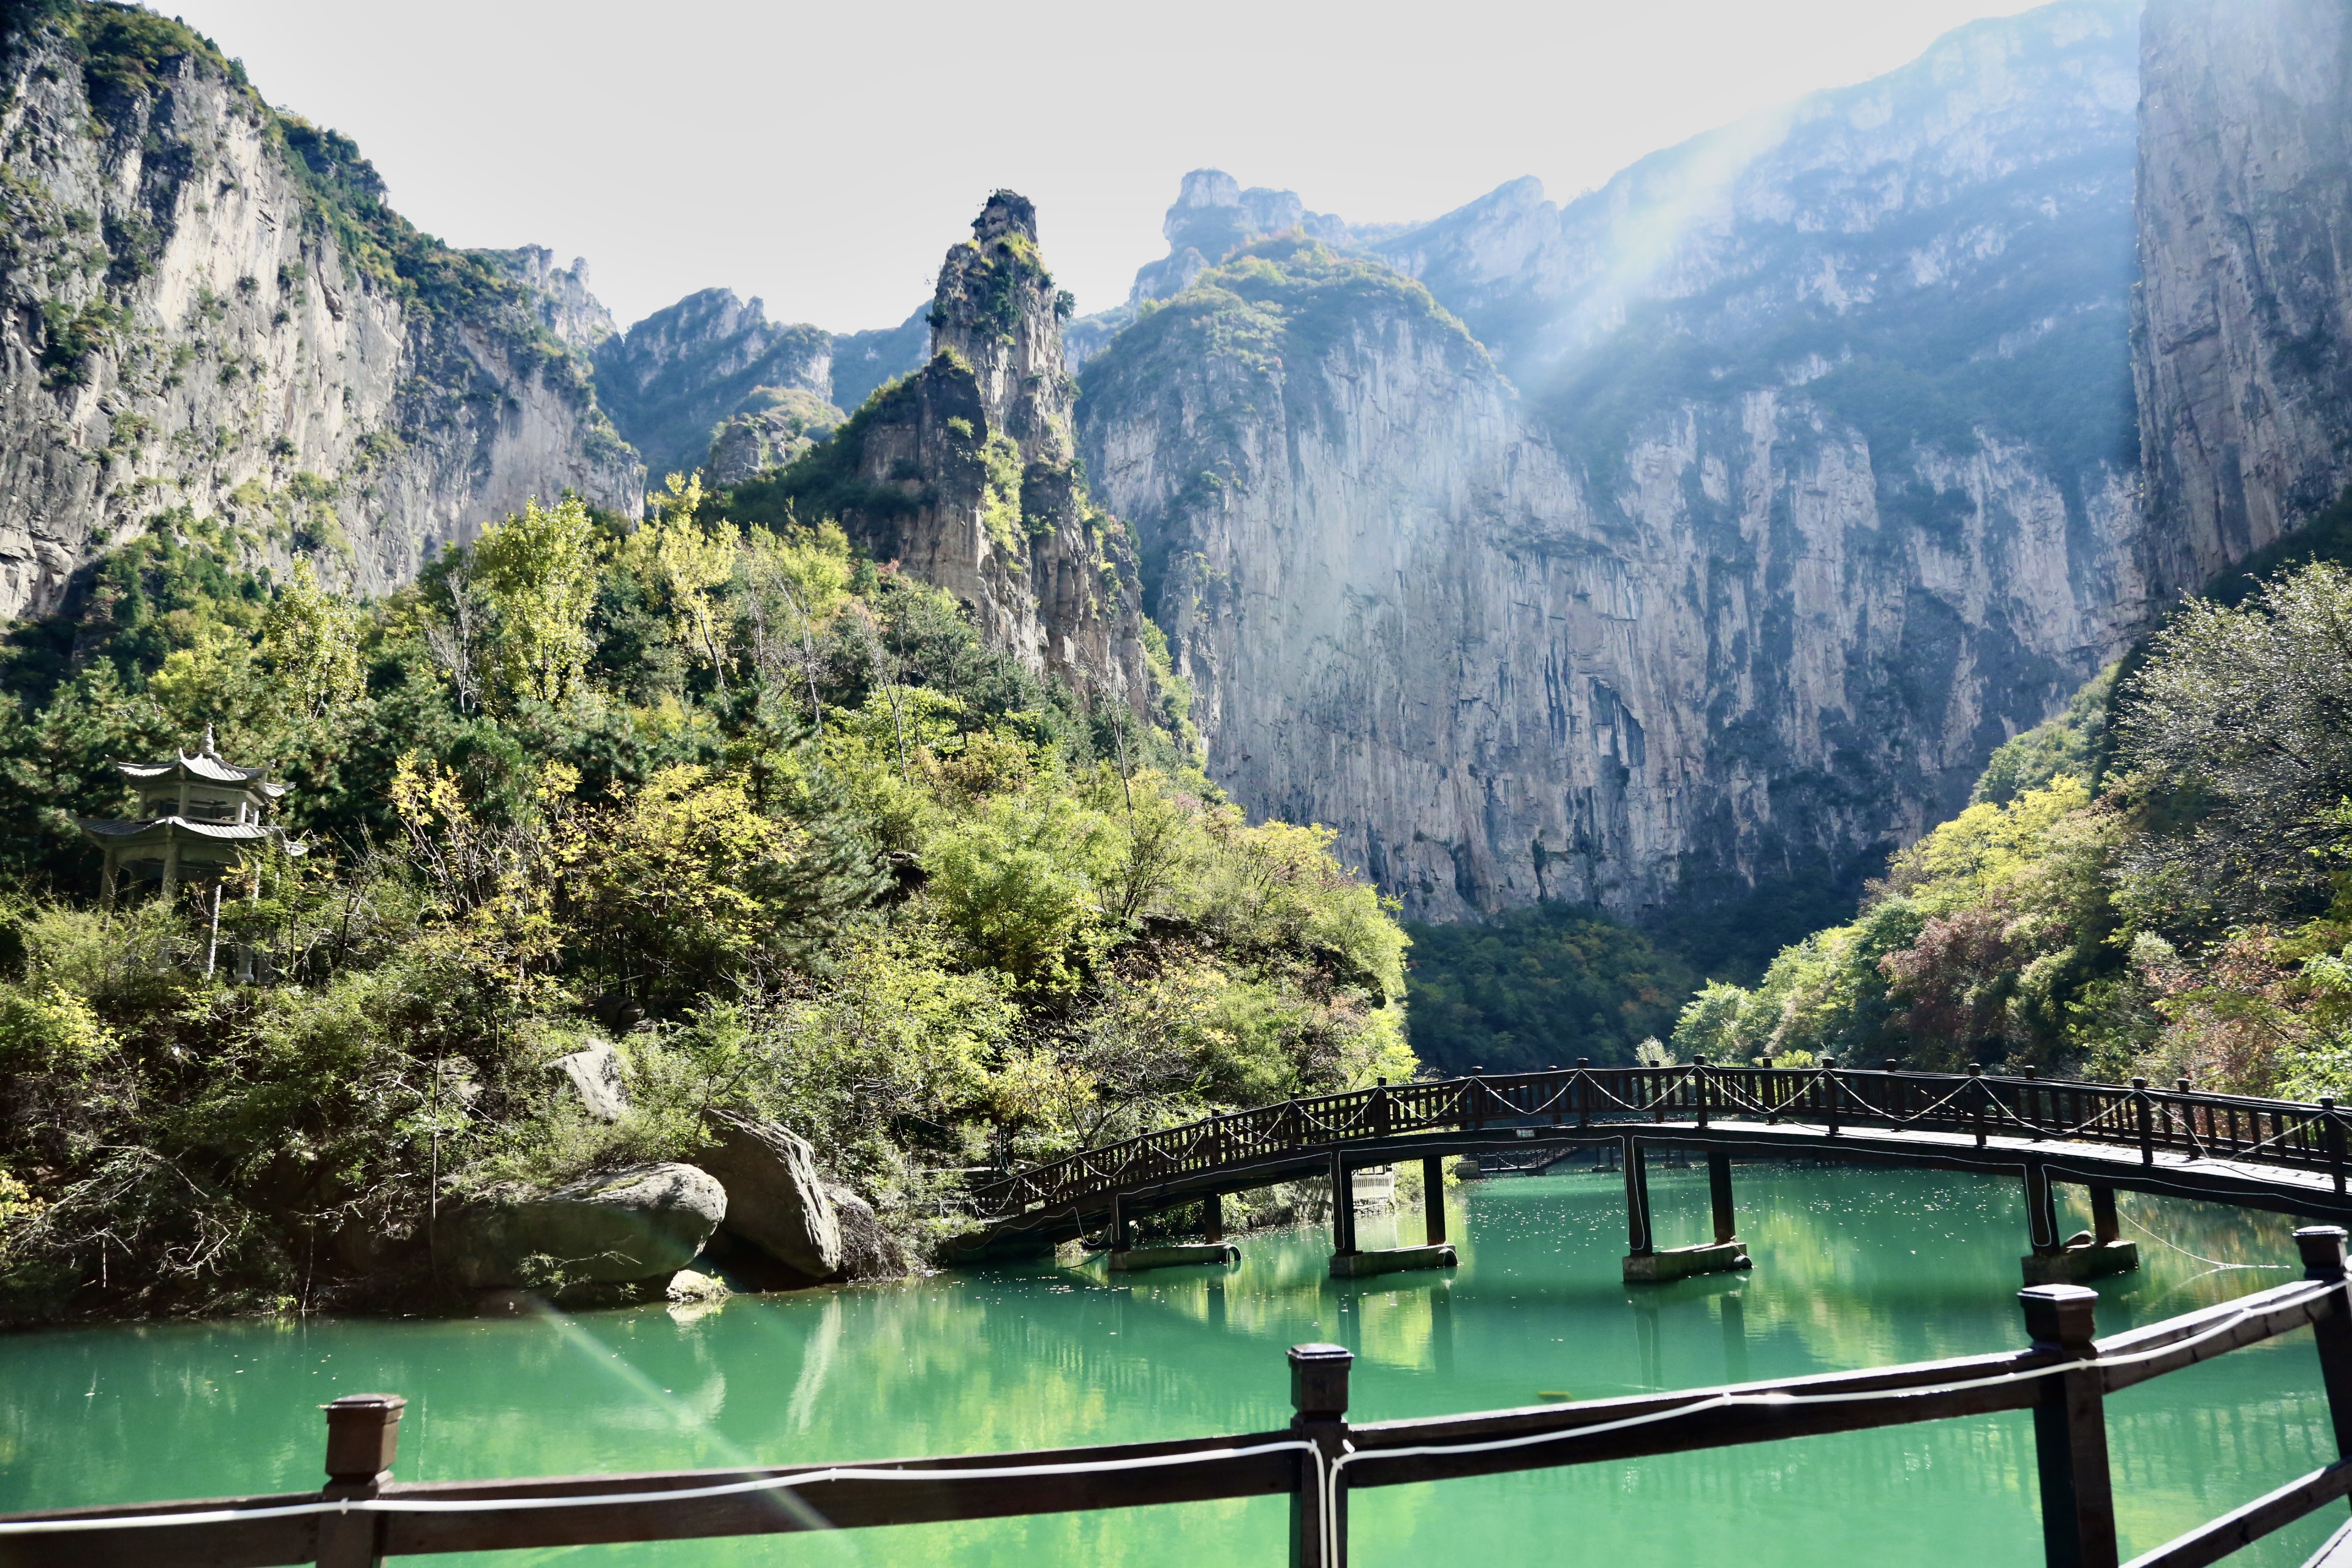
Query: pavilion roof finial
xmin=200 ymin=723 xmax=217 ymax=758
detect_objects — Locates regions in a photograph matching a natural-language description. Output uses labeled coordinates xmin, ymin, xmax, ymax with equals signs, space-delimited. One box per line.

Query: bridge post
xmin=1708 ymin=1150 xmax=1736 ymax=1245
xmin=2089 ymin=1185 xmax=2119 ymax=1246
xmin=1288 ymin=1343 xmax=1352 ymax=1568
xmin=2024 ymin=1160 xmax=2062 ymax=1256
xmin=2020 ymin=1284 xmax=2117 ymax=1568
xmin=2296 ymin=1228 xmax=2352 ymax=1497
xmin=317 ymin=1393 xmax=405 ymax=1568
xmin=1622 ymin=1135 xmax=1653 ymax=1257
xmin=1330 ymin=1154 xmax=1357 ymax=1256
xmin=1204 ymin=1192 xmax=1224 ymax=1245
xmin=1110 ymin=1193 xmax=1133 ymax=1254
xmin=1423 ymin=1156 xmax=1447 ymax=1246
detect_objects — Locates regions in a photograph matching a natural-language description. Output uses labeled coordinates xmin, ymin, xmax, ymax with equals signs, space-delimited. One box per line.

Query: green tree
xmin=468 ymin=496 xmax=603 ymax=709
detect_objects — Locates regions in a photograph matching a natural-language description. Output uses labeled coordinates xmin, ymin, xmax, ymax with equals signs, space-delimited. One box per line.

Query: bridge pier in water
xmin=1329 ymin=1152 xmax=1458 ymax=1278
xmin=2021 ymin=1165 xmax=2139 ymax=1285
xmin=1107 ymin=1191 xmax=1240 ymax=1273
xmin=1622 ymin=1137 xmax=1753 ymax=1284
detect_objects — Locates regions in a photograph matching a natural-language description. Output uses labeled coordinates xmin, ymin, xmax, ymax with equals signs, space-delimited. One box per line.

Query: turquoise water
xmin=2 ymin=1164 xmax=2342 ymax=1566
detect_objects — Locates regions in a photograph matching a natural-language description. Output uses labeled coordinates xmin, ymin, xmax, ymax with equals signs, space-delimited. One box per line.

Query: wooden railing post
xmin=2020 ymin=1286 xmax=2117 ymax=1568
xmin=1970 ymin=1063 xmax=1988 ymax=1148
xmin=2324 ymin=1100 xmax=2345 ymax=1195
xmin=2133 ymin=1079 xmax=2154 ymax=1166
xmin=317 ymin=1393 xmax=404 ymax=1568
xmin=1575 ymin=1058 xmax=1590 ymax=1130
xmin=1289 ymin=1344 xmax=1352 ymax=1568
xmin=2296 ymin=1226 xmax=2352 ymax=1481
xmin=1822 ymin=1057 xmax=1839 ymax=1137
xmin=1694 ymin=1056 xmax=1711 ymax=1129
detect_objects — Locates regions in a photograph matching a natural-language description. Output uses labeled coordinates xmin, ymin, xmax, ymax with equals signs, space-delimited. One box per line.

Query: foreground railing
xmin=10 ymin=1229 xmax=2352 ymax=1568
xmin=971 ymin=1061 xmax=2352 ymax=1219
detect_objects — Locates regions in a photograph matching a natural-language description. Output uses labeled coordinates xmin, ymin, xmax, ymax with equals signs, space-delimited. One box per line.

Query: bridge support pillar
xmin=1204 ymin=1192 xmax=1224 ymax=1244
xmin=1708 ymin=1150 xmax=1736 ymax=1245
xmin=1330 ymin=1155 xmax=1357 ymax=1256
xmin=1623 ymin=1136 xmax=1752 ymax=1284
xmin=1423 ymin=1156 xmax=1447 ymax=1246
xmin=1109 ymin=1193 xmax=1133 ymax=1254
xmin=2021 ymin=1167 xmax=2139 ymax=1286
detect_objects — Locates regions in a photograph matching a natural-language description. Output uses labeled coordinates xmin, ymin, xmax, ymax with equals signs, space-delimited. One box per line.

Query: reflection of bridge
xmin=959 ymin=1063 xmax=2352 ymax=1281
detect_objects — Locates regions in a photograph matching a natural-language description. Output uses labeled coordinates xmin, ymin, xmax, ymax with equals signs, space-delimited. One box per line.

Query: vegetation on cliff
xmin=0 ymin=479 xmax=1410 ymax=1323
xmin=1669 ymin=556 xmax=2352 ymax=1098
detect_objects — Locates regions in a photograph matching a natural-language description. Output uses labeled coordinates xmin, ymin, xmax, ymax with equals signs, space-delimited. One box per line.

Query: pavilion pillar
xmin=160 ymin=834 xmax=180 ymax=901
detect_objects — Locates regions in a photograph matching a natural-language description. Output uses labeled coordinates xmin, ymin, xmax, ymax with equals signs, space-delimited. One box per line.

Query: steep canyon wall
xmin=1082 ymin=0 xmax=2154 ymax=924
xmin=0 ymin=7 xmax=639 ymax=624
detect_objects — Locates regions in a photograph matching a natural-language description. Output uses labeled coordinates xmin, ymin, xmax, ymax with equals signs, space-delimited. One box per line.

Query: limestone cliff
xmin=0 ymin=4 xmax=642 ymax=624
xmin=775 ymin=193 xmax=1153 ymax=707
xmin=2133 ymin=0 xmax=2352 ymax=585
xmin=590 ymin=291 xmax=930 ymax=488
xmin=1080 ymin=1 xmax=2152 ymax=925
xmin=592 ymin=288 xmax=834 ymax=485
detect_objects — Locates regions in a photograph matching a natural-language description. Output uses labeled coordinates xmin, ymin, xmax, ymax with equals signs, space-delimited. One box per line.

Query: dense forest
xmin=0 ymin=480 xmax=1409 ymax=1323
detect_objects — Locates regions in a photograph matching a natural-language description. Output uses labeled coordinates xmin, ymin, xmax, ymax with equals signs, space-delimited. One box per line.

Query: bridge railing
xmin=970 ymin=1064 xmax=2351 ymax=1219
xmin=10 ymin=1231 xmax=2352 ymax=1568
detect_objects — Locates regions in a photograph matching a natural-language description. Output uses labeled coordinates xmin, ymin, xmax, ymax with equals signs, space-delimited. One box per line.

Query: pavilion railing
xmin=9 ymin=1229 xmax=2352 ymax=1568
xmin=969 ymin=1061 xmax=2352 ymax=1221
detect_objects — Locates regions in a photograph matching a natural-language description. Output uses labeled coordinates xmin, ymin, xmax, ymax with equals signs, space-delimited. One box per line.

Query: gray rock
xmin=2135 ymin=0 xmax=2352 ymax=586
xmin=827 ymin=1182 xmax=913 ymax=1281
xmin=699 ymin=1114 xmax=842 ymax=1283
xmin=443 ymin=1163 xmax=726 ymax=1289
xmin=547 ymin=1041 xmax=629 ymax=1122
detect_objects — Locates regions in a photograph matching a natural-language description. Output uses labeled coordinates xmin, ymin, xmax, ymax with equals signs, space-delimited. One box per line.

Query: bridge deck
xmin=963 ymin=1115 xmax=2352 ymax=1253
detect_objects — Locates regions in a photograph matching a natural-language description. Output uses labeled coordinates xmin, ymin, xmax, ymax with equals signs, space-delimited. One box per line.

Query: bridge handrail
xmin=7 ymin=1244 xmax=2350 ymax=1568
xmin=970 ymin=1065 xmax=2352 ymax=1219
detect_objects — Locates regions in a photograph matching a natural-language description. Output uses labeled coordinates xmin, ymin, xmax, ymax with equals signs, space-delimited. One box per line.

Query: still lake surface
xmin=2 ymin=1164 xmax=2340 ymax=1566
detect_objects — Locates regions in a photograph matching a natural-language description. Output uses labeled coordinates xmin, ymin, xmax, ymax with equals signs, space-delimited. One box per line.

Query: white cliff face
xmin=2133 ymin=0 xmax=2352 ymax=584
xmin=1078 ymin=1 xmax=2156 ymax=924
xmin=0 ymin=14 xmax=639 ymax=625
xmin=1081 ymin=252 xmax=2147 ymax=922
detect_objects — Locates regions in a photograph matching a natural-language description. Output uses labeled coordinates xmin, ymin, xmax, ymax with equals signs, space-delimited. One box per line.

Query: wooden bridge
xmin=955 ymin=1062 xmax=2352 ymax=1281
xmin=9 ymin=1231 xmax=2352 ymax=1567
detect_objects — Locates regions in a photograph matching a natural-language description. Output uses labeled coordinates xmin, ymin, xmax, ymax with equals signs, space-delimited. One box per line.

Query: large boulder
xmin=828 ymin=1182 xmax=913 ymax=1281
xmin=546 ymin=1040 xmax=629 ymax=1121
xmin=699 ymin=1114 xmax=842 ymax=1283
xmin=443 ymin=1163 xmax=725 ymax=1289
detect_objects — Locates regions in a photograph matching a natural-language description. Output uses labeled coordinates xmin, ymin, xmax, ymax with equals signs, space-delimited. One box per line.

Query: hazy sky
xmin=170 ymin=0 xmax=2044 ymax=336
